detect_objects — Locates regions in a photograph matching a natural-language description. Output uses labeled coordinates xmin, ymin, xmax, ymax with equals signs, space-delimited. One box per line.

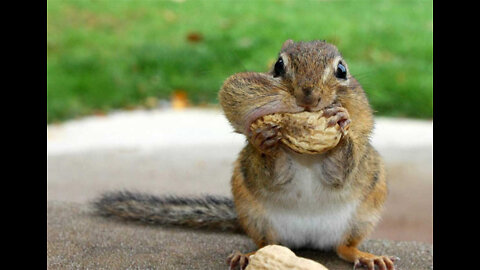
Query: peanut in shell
xmin=246 ymin=245 xmax=329 ymax=270
xmin=250 ymin=110 xmax=344 ymax=154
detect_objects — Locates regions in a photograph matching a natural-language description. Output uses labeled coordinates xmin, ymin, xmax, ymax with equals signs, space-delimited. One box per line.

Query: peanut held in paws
xmin=250 ymin=110 xmax=346 ymax=154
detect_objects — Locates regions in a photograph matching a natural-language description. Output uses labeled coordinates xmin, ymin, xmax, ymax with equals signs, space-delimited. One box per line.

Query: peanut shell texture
xmin=246 ymin=245 xmax=329 ymax=270
xmin=250 ymin=110 xmax=343 ymax=154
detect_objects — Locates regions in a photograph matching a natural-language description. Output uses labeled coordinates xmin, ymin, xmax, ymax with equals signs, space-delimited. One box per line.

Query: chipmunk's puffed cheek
xmin=243 ymin=102 xmax=303 ymax=136
xmin=219 ymin=71 xmax=302 ymax=135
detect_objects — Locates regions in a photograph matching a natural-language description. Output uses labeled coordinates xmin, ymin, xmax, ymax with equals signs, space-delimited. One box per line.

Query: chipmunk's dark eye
xmin=273 ymin=57 xmax=285 ymax=77
xmin=336 ymin=62 xmax=347 ymax=79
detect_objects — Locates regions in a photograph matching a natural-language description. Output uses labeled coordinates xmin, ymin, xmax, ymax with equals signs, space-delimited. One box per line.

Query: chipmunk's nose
xmin=302 ymin=87 xmax=313 ymax=96
xmin=296 ymin=94 xmax=320 ymax=110
xmin=295 ymin=86 xmax=320 ymax=109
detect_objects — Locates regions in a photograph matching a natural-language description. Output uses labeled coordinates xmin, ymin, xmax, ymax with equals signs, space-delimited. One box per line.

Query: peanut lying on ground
xmin=246 ymin=245 xmax=329 ymax=270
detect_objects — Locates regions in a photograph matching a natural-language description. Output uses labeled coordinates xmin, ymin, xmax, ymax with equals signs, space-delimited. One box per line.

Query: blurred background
xmin=47 ymin=0 xmax=433 ymax=246
xmin=47 ymin=0 xmax=432 ymax=123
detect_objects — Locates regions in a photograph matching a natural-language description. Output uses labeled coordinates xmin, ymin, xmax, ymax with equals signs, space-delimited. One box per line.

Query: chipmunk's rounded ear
xmin=281 ymin=39 xmax=294 ymax=50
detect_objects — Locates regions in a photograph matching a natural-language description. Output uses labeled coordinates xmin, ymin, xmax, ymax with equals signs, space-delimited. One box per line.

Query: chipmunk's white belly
xmin=264 ymin=154 xmax=358 ymax=250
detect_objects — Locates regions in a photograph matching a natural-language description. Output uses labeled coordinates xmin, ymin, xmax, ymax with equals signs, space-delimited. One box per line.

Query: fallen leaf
xmin=186 ymin=32 xmax=203 ymax=43
xmin=171 ymin=90 xmax=189 ymax=110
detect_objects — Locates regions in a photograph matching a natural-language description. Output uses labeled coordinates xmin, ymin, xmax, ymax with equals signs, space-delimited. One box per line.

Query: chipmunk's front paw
xmin=227 ymin=250 xmax=250 ymax=270
xmin=323 ymin=105 xmax=351 ymax=136
xmin=250 ymin=123 xmax=282 ymax=156
xmin=354 ymin=254 xmax=399 ymax=270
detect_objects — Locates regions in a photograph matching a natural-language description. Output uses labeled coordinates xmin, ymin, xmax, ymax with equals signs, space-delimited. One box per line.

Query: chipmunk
xmin=94 ymin=40 xmax=397 ymax=270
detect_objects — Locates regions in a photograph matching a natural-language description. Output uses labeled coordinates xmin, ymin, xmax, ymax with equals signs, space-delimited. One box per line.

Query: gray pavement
xmin=48 ymin=201 xmax=433 ymax=270
xmin=47 ymin=108 xmax=433 ymax=269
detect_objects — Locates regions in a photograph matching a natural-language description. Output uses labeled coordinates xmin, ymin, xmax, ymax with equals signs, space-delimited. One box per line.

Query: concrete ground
xmin=47 ymin=108 xmax=433 ymax=269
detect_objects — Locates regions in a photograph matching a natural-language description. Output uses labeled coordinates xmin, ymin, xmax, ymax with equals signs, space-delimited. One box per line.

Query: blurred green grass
xmin=47 ymin=0 xmax=432 ymax=123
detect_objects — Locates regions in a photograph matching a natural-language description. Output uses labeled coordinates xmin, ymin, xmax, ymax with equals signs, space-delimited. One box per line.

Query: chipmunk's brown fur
xmin=94 ymin=40 xmax=396 ymax=270
xmin=219 ymin=40 xmax=395 ymax=270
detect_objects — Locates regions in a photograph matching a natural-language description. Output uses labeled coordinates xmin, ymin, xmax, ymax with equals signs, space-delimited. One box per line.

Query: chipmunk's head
xmin=219 ymin=39 xmax=367 ymax=135
xmin=270 ymin=39 xmax=353 ymax=111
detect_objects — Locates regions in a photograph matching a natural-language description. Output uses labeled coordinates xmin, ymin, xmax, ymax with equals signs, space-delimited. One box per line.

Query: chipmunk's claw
xmin=323 ymin=105 xmax=351 ymax=136
xmin=353 ymin=259 xmax=362 ymax=270
xmin=227 ymin=250 xmax=250 ymax=270
xmin=353 ymin=255 xmax=397 ymax=270
xmin=250 ymin=123 xmax=282 ymax=156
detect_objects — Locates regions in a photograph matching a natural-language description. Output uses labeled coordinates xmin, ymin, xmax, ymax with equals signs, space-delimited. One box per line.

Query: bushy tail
xmin=93 ymin=191 xmax=241 ymax=232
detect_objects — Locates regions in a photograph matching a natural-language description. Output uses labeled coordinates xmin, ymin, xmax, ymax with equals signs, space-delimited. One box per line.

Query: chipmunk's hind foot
xmin=353 ymin=255 xmax=400 ymax=270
